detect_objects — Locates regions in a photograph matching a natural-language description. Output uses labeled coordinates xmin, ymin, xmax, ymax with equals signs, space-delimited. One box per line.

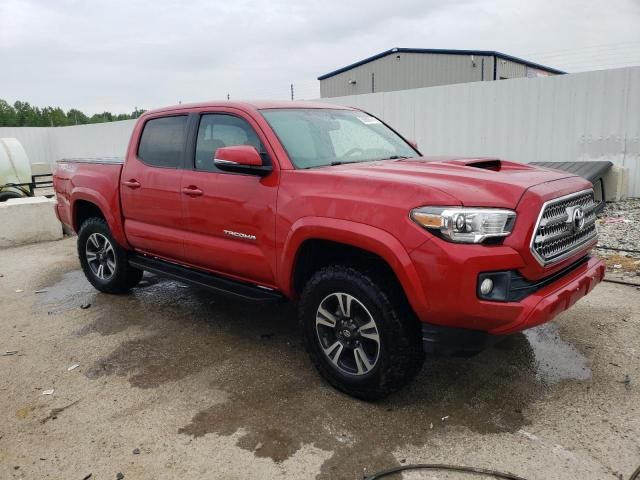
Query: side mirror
xmin=213 ymin=146 xmax=272 ymax=177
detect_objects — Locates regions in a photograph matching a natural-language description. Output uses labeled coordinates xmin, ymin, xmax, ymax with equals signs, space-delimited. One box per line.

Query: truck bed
xmin=53 ymin=158 xmax=124 ymax=231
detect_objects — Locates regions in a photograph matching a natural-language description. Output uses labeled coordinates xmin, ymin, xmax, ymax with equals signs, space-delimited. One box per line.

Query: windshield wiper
xmin=330 ymin=156 xmax=409 ymax=166
xmin=330 ymin=160 xmax=360 ymax=166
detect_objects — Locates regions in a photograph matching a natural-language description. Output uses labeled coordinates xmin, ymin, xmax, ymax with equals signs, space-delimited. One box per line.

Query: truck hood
xmin=323 ymin=156 xmax=580 ymax=208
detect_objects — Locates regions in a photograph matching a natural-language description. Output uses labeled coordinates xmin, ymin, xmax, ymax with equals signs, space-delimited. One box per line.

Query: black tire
xmin=0 ymin=191 xmax=23 ymax=202
xmin=77 ymin=217 xmax=143 ymax=294
xmin=299 ymin=266 xmax=424 ymax=400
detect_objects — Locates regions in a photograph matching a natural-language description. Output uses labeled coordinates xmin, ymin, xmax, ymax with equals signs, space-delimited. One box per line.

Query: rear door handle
xmin=182 ymin=186 xmax=203 ymax=197
xmin=123 ymin=179 xmax=141 ymax=189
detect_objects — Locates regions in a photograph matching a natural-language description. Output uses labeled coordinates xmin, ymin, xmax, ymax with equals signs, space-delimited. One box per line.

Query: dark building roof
xmin=317 ymin=48 xmax=566 ymax=80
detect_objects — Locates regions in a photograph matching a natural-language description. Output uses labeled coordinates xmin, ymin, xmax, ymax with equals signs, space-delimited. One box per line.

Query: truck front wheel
xmin=299 ymin=266 xmax=424 ymax=400
xmin=77 ymin=217 xmax=143 ymax=294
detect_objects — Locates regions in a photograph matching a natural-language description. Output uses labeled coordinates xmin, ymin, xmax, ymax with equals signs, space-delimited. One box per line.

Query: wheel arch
xmin=71 ymin=189 xmax=130 ymax=249
xmin=280 ymin=217 xmax=429 ymax=318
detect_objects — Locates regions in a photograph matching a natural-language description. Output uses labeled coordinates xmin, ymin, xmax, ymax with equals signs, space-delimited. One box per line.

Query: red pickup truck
xmin=53 ymin=101 xmax=605 ymax=399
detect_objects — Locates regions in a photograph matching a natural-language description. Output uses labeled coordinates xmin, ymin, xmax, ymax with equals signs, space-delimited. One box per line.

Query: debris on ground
xmin=35 ymin=289 xmax=48 ymax=294
xmin=67 ymin=364 xmax=80 ymax=371
xmin=596 ymin=199 xmax=640 ymax=277
xmin=2 ymin=351 xmax=18 ymax=356
xmin=82 ymin=474 xmax=92 ymax=480
xmin=604 ymin=217 xmax=628 ymax=224
xmin=116 ymin=473 xmax=125 ymax=480
xmin=441 ymin=415 xmax=450 ymax=421
xmin=132 ymin=448 xmax=140 ymax=455
xmin=618 ymin=374 xmax=631 ymax=390
xmin=42 ymin=389 xmax=54 ymax=395
xmin=15 ymin=289 xmax=23 ymax=293
xmin=41 ymin=400 xmax=80 ymax=424
xmin=80 ymin=303 xmax=91 ymax=310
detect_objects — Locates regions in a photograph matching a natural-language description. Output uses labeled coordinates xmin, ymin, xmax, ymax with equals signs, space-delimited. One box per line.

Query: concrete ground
xmin=1 ymin=237 xmax=639 ymax=480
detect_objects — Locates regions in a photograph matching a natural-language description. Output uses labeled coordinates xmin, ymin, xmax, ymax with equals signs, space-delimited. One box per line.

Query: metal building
xmin=318 ymin=48 xmax=564 ymax=98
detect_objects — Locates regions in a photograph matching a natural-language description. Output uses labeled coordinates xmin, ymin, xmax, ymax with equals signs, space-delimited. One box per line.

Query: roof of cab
xmin=142 ymin=100 xmax=354 ymax=117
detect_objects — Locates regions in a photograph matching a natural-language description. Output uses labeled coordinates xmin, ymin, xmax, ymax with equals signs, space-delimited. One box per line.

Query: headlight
xmin=410 ymin=206 xmax=516 ymax=243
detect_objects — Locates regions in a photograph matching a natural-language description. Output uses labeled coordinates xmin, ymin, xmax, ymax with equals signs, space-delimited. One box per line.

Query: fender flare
xmin=71 ymin=188 xmax=131 ymax=249
xmin=278 ymin=217 xmax=429 ymax=318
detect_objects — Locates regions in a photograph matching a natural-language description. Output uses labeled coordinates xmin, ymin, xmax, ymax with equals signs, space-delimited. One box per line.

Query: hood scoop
xmin=437 ymin=157 xmax=536 ymax=172
xmin=464 ymin=159 xmax=502 ymax=171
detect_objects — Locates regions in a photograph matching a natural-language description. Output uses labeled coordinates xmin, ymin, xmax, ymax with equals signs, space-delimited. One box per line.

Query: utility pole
xmin=290 ymin=83 xmax=294 ymax=101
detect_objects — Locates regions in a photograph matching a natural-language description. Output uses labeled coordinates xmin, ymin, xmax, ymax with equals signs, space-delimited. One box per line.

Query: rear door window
xmin=137 ymin=115 xmax=188 ymax=168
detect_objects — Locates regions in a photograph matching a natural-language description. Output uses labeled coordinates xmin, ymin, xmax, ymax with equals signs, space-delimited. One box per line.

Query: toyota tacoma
xmin=53 ymin=101 xmax=605 ymax=400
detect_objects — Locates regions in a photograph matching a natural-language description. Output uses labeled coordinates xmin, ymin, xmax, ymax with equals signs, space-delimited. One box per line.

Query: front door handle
xmin=123 ymin=179 xmax=141 ymax=189
xmin=182 ymin=186 xmax=203 ymax=197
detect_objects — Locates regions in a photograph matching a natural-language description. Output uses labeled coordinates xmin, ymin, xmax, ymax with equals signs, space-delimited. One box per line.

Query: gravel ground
xmin=1 ymin=238 xmax=640 ymax=480
xmin=596 ymin=198 xmax=640 ymax=281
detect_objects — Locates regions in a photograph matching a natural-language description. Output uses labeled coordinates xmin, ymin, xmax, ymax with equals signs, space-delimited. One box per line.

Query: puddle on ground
xmin=40 ymin=269 xmax=594 ymax=480
xmin=40 ymin=270 xmax=96 ymax=310
xmin=524 ymin=323 xmax=591 ymax=383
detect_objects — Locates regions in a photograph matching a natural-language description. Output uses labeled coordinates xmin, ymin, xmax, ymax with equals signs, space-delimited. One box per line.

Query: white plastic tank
xmin=0 ymin=138 xmax=32 ymax=200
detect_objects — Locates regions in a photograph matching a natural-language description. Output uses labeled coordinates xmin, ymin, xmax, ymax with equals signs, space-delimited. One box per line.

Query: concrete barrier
xmin=604 ymin=165 xmax=629 ymax=201
xmin=0 ymin=197 xmax=63 ymax=248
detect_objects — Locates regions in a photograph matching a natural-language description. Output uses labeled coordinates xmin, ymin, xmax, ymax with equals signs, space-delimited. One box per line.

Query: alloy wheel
xmin=315 ymin=292 xmax=381 ymax=376
xmin=85 ymin=233 xmax=117 ymax=281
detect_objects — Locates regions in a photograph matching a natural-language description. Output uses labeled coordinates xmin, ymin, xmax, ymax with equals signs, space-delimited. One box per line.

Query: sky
xmin=1 ymin=0 xmax=639 ymax=114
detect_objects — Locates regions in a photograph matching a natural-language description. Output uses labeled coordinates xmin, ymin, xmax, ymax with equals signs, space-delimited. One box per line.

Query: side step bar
xmin=129 ymin=255 xmax=285 ymax=303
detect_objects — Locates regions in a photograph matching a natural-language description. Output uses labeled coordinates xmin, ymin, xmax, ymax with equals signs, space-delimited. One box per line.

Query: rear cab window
xmin=137 ymin=115 xmax=188 ymax=168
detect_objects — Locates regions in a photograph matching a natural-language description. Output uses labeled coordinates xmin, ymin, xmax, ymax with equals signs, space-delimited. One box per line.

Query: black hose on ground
xmin=603 ymin=278 xmax=640 ymax=287
xmin=363 ymin=463 xmax=527 ymax=480
xmin=364 ymin=462 xmax=640 ymax=480
xmin=595 ymin=244 xmax=640 ymax=286
xmin=596 ymin=245 xmax=640 ymax=255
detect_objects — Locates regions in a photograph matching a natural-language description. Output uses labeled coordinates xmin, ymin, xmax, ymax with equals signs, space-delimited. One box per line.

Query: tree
xmin=67 ymin=109 xmax=89 ymax=125
xmin=0 ymin=99 xmax=17 ymax=126
xmin=13 ymin=101 xmax=38 ymax=126
xmin=0 ymin=99 xmax=146 ymax=127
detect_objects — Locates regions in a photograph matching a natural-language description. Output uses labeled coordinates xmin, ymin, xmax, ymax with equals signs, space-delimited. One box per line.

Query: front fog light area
xmin=477 ymin=272 xmax=511 ymax=301
xmin=480 ymin=278 xmax=494 ymax=295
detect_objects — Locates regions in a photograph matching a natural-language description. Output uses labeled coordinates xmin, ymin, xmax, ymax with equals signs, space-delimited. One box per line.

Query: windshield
xmin=260 ymin=108 xmax=418 ymax=169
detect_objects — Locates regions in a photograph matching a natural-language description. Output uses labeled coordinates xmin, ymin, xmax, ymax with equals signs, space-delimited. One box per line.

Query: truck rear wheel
xmin=77 ymin=217 xmax=143 ymax=294
xmin=299 ymin=266 xmax=424 ymax=400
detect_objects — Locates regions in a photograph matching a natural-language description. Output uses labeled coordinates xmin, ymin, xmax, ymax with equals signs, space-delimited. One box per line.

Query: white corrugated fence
xmin=0 ymin=120 xmax=136 ymax=166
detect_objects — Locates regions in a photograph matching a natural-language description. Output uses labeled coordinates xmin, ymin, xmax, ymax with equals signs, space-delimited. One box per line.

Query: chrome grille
xmin=530 ymin=189 xmax=598 ymax=265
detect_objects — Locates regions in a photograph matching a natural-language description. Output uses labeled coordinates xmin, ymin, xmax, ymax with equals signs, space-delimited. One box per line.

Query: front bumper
xmin=488 ymin=256 xmax=604 ymax=334
xmin=408 ymin=238 xmax=605 ymax=335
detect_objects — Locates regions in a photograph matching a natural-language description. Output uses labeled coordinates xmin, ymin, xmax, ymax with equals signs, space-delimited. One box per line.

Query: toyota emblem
xmin=568 ymin=206 xmax=585 ymax=232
